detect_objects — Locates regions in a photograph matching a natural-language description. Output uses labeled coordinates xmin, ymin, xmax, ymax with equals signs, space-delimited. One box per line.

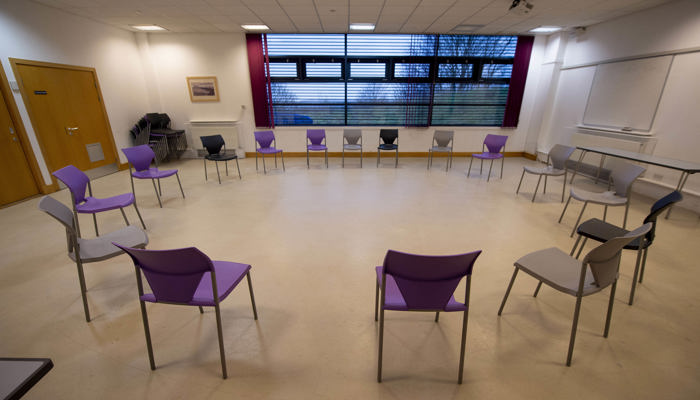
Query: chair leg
xmin=604 ymin=281 xmax=618 ymax=337
xmin=603 ymin=205 xmax=608 ymax=222
xmin=516 ymin=169 xmax=526 ymax=195
xmin=571 ymin=202 xmax=588 ymax=237
xmin=570 ymin=235 xmax=583 ymax=256
xmin=281 ymin=152 xmax=285 ymax=171
xmin=157 ymin=178 xmax=162 ymax=196
xmin=306 ymin=149 xmax=310 ymax=169
xmin=92 ymin=213 xmax=99 ymax=236
xmin=561 ymin=171 xmax=568 ymax=202
xmin=629 ymin=247 xmax=645 ymax=305
xmin=543 ymin=175 xmax=548 ymax=194
xmin=467 ymin=157 xmax=473 ymax=177
xmin=394 ymin=149 xmax=398 ymax=168
xmin=377 ymin=304 xmax=385 ymax=383
xmin=246 ymin=272 xmax=258 ymax=320
xmin=204 ymin=159 xmax=208 ymax=181
xmin=445 ymin=152 xmax=449 ymax=173
xmin=480 ymin=159 xmax=483 ymax=174
xmin=427 ymin=150 xmax=431 ymax=170
xmin=119 ymin=207 xmax=131 ymax=226
xmin=151 ymin=179 xmax=163 ymax=208
xmin=199 ymin=306 xmax=204 ymax=314
xmin=132 ymin=202 xmax=146 ymax=230
xmin=274 ymin=152 xmax=278 ymax=168
xmin=639 ymin=247 xmax=649 ymax=283
xmin=139 ymin=300 xmax=156 ymax=370
xmin=235 ymin=159 xmax=241 ymax=179
xmin=342 ymin=148 xmax=345 ymax=168
xmin=262 ymin=154 xmax=267 ymax=174
xmin=255 ymin=152 xmax=258 ymax=171
xmin=176 ymin=172 xmax=185 ymax=198
xmin=533 ymin=281 xmax=543 ymax=297
xmin=575 ymin=238 xmax=587 ymax=259
xmin=559 ymin=195 xmax=572 ymax=223
xmin=215 ymin=161 xmax=221 ymax=184
xmin=532 ymin=175 xmax=543 ymax=202
xmin=498 ymin=268 xmax=519 ymax=315
xmin=566 ymin=294 xmax=584 ymax=366
xmin=435 ymin=312 xmax=440 ymax=322
xmin=225 ymin=160 xmax=229 ymax=176
xmin=377 ymin=150 xmax=380 ymax=167
xmin=325 ymin=150 xmax=328 ymax=168
xmin=501 ymin=157 xmax=505 ymax=179
xmin=75 ymin=259 xmax=91 ymax=322
xmin=487 ymin=159 xmax=494 ymax=182
xmin=458 ymin=308 xmax=469 ymax=384
xmin=360 ymin=150 xmax=363 ymax=168
xmin=214 ymin=304 xmax=228 ymax=379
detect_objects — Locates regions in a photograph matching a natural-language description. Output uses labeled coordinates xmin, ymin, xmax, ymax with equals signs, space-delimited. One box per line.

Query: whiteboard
xmin=582 ymin=56 xmax=672 ymax=132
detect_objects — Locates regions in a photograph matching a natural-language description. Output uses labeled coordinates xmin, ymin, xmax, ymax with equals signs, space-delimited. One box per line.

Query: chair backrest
xmin=122 ymin=145 xmax=156 ymax=172
xmin=548 ymin=144 xmax=575 ymax=170
xmin=114 ymin=244 xmax=215 ymax=304
xmin=583 ymin=223 xmax=652 ymax=288
xmin=200 ymin=134 xmax=225 ymax=155
xmin=344 ymin=129 xmax=362 ymax=145
xmin=254 ymin=130 xmax=275 ymax=149
xmin=379 ymin=129 xmax=399 ymax=144
xmin=483 ymin=134 xmax=508 ymax=153
xmin=642 ymin=190 xmax=682 ymax=244
xmin=38 ymin=195 xmax=77 ymax=252
xmin=52 ymin=165 xmax=89 ymax=204
xmin=382 ymin=249 xmax=481 ymax=310
xmin=307 ymin=129 xmax=326 ymax=145
xmin=609 ymin=161 xmax=646 ymax=196
xmin=433 ymin=130 xmax=454 ymax=148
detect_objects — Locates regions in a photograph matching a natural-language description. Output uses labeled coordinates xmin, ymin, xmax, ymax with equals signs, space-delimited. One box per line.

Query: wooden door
xmin=13 ymin=61 xmax=117 ymax=174
xmin=0 ymin=90 xmax=39 ymax=205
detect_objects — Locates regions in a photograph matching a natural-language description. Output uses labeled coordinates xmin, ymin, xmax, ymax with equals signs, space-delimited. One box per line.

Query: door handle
xmin=65 ymin=126 xmax=79 ymax=136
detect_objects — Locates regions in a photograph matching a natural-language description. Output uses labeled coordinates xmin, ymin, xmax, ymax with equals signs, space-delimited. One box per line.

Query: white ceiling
xmin=30 ymin=0 xmax=675 ymax=35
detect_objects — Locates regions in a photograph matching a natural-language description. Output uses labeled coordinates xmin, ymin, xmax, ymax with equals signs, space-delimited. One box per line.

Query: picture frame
xmin=186 ymin=76 xmax=219 ymax=102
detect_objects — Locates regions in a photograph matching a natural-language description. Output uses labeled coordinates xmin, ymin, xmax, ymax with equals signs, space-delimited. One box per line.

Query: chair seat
xmin=375 ymin=267 xmax=466 ymax=311
xmin=523 ymin=165 xmax=566 ymax=176
xmin=472 ymin=152 xmax=503 ymax=160
xmin=378 ymin=144 xmax=398 ymax=150
xmin=257 ymin=147 xmax=283 ymax=154
xmin=132 ymin=167 xmax=178 ymax=179
xmin=76 ymin=193 xmax=135 ymax=213
xmin=205 ymin=153 xmax=238 ymax=161
xmin=307 ymin=144 xmax=328 ymax=151
xmin=514 ymin=247 xmax=602 ymax=296
xmin=576 ymin=218 xmax=644 ymax=250
xmin=344 ymin=144 xmax=362 ymax=150
xmin=72 ymin=225 xmax=148 ymax=263
xmin=140 ymin=260 xmax=251 ymax=306
xmin=430 ymin=146 xmax=452 ymax=152
xmin=570 ymin=188 xmax=627 ymax=205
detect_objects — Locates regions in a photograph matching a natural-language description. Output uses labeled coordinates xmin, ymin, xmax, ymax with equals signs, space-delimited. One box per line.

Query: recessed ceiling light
xmin=349 ymin=23 xmax=375 ymax=31
xmin=452 ymin=24 xmax=484 ymax=32
xmin=242 ymin=24 xmax=270 ymax=30
xmin=131 ymin=25 xmax=166 ymax=31
xmin=529 ymin=26 xmax=562 ymax=34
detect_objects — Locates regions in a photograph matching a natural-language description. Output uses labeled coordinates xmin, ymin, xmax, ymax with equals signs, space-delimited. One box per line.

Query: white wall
xmin=0 ymin=1 xmax=150 ymax=184
xmin=540 ymin=0 xmax=700 ymax=202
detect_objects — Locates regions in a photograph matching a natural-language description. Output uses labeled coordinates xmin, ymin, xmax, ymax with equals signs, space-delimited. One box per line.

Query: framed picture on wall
xmin=187 ymin=76 xmax=219 ymax=102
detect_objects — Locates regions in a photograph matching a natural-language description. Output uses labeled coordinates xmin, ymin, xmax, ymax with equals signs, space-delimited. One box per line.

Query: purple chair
xmin=121 ymin=145 xmax=185 ymax=208
xmin=468 ymin=134 xmax=508 ymax=181
xmin=374 ymin=249 xmax=481 ymax=383
xmin=39 ymin=195 xmax=148 ymax=322
xmin=254 ymin=130 xmax=285 ymax=174
xmin=53 ymin=165 xmax=146 ymax=237
xmin=113 ymin=244 xmax=259 ymax=379
xmin=306 ymin=129 xmax=328 ymax=169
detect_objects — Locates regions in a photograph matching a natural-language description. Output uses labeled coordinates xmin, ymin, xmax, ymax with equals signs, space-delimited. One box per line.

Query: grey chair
xmin=38 ymin=195 xmax=149 ymax=322
xmin=498 ymin=223 xmax=652 ymax=366
xmin=559 ymin=160 xmax=646 ymax=237
xmin=516 ymin=144 xmax=575 ymax=202
xmin=427 ymin=130 xmax=454 ymax=172
xmin=342 ymin=129 xmax=363 ymax=167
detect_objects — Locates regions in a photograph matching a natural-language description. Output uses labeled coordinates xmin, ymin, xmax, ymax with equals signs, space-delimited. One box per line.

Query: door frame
xmin=0 ymin=62 xmax=47 ymax=194
xmin=9 ymin=58 xmax=120 ymax=191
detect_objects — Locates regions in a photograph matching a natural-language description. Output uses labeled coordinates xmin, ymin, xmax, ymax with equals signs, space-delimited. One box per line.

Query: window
xmin=260 ymin=34 xmax=521 ymax=126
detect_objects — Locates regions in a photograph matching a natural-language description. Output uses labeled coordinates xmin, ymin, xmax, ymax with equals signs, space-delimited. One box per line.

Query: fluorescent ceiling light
xmin=349 ymin=23 xmax=375 ymax=31
xmin=529 ymin=26 xmax=562 ymax=33
xmin=131 ymin=25 xmax=166 ymax=31
xmin=452 ymin=24 xmax=484 ymax=32
xmin=242 ymin=24 xmax=270 ymax=30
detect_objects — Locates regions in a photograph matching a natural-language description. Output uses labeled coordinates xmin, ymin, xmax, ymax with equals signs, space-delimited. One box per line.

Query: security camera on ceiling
xmin=509 ymin=0 xmax=534 ymax=16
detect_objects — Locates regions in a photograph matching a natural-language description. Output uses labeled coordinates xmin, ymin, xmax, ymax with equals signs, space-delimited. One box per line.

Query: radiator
xmin=186 ymin=120 xmax=241 ymax=158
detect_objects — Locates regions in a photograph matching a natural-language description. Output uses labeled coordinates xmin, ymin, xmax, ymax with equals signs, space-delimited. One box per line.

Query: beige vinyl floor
xmin=1 ymin=155 xmax=699 ymax=399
